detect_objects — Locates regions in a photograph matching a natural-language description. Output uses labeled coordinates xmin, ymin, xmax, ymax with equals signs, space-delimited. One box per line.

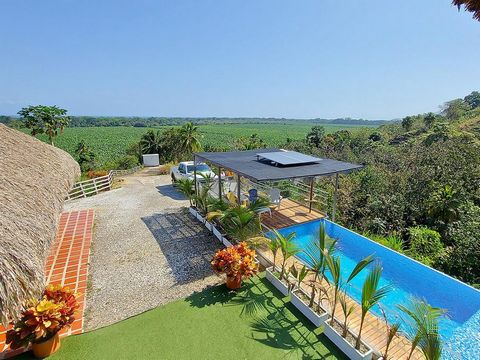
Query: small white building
xmin=142 ymin=154 xmax=160 ymax=167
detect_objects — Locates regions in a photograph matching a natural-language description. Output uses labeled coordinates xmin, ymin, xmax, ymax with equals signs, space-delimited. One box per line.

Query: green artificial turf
xmin=18 ymin=275 xmax=346 ymax=360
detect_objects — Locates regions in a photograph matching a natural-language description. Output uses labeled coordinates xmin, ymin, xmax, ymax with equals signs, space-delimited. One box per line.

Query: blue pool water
xmin=269 ymin=219 xmax=480 ymax=359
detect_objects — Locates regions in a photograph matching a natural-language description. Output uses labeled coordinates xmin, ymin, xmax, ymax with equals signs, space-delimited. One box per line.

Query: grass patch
xmin=18 ymin=274 xmax=345 ymax=359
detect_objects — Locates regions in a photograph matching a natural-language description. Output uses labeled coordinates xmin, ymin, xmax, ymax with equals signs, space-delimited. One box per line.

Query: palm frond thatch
xmin=453 ymin=0 xmax=480 ymax=21
xmin=0 ymin=124 xmax=80 ymax=325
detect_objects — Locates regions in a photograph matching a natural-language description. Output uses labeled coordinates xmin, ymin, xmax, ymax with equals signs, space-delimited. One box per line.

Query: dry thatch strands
xmin=0 ymin=124 xmax=80 ymax=325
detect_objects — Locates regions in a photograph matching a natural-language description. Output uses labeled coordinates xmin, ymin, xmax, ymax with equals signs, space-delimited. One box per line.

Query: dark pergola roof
xmin=194 ymin=148 xmax=363 ymax=181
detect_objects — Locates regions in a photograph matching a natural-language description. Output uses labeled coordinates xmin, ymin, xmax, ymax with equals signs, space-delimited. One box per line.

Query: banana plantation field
xmin=22 ymin=123 xmax=375 ymax=166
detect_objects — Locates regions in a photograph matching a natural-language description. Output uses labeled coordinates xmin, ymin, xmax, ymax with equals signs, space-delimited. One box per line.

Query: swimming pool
xmin=270 ymin=219 xmax=480 ymax=359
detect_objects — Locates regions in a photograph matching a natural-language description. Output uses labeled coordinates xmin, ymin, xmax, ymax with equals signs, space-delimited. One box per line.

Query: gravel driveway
xmin=64 ymin=171 xmax=222 ymax=330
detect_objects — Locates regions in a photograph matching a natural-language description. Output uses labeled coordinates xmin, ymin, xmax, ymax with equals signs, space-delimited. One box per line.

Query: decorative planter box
xmin=204 ymin=220 xmax=213 ymax=231
xmin=290 ymin=288 xmax=329 ymax=327
xmin=188 ymin=207 xmax=198 ymax=217
xmin=212 ymin=225 xmax=224 ymax=242
xmin=323 ymin=320 xmax=373 ymax=360
xmin=222 ymin=237 xmax=232 ymax=247
xmin=195 ymin=212 xmax=205 ymax=224
xmin=265 ymin=266 xmax=290 ymax=296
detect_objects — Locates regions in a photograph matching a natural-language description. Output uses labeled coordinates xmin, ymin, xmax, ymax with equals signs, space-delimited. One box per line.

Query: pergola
xmin=193 ymin=148 xmax=363 ymax=221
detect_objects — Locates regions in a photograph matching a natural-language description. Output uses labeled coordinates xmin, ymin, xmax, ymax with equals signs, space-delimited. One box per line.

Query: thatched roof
xmin=0 ymin=124 xmax=80 ymax=325
xmin=453 ymin=0 xmax=480 ymax=20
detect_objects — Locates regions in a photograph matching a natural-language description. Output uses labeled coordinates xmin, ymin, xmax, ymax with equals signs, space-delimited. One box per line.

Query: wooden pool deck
xmin=258 ymin=199 xmax=423 ymax=360
xmin=261 ymin=198 xmax=326 ymax=230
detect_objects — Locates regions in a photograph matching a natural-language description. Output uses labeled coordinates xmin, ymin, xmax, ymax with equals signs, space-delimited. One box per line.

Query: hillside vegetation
xmin=9 ymin=91 xmax=480 ymax=287
xmin=282 ymin=91 xmax=480 ymax=286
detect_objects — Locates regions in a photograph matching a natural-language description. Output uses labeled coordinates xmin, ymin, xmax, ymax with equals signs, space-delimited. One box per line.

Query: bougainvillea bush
xmin=6 ymin=285 xmax=79 ymax=349
xmin=211 ymin=242 xmax=258 ymax=279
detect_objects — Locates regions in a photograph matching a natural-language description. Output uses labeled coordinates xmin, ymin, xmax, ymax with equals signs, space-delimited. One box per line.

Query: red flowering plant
xmin=6 ymin=285 xmax=79 ymax=350
xmin=211 ymin=242 xmax=258 ymax=280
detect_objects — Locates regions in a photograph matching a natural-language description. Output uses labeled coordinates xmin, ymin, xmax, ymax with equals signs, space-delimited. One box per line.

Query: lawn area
xmin=19 ymin=275 xmax=345 ymax=360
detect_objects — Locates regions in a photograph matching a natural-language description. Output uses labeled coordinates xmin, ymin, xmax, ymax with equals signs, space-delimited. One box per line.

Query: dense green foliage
xmin=9 ymin=91 xmax=479 ymax=285
xmin=407 ymin=227 xmax=444 ymax=266
xmin=18 ymin=123 xmax=372 ymax=168
xmin=18 ymin=105 xmax=70 ymax=145
xmin=281 ymin=91 xmax=480 ymax=286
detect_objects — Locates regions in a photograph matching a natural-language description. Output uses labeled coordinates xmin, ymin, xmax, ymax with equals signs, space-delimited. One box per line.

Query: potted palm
xmin=322 ymin=253 xmax=375 ymax=360
xmin=6 ymin=285 xmax=79 ymax=358
xmin=290 ymin=222 xmax=334 ymax=327
xmin=208 ymin=205 xmax=259 ymax=246
xmin=207 ymin=198 xmax=229 ymax=242
xmin=265 ymin=230 xmax=299 ymax=296
xmin=211 ymin=242 xmax=258 ymax=290
xmin=398 ymin=298 xmax=446 ymax=360
xmin=355 ymin=264 xmax=392 ymax=351
xmin=193 ymin=173 xmax=215 ymax=224
xmin=176 ymin=178 xmax=197 ymax=217
xmin=323 ymin=264 xmax=390 ymax=360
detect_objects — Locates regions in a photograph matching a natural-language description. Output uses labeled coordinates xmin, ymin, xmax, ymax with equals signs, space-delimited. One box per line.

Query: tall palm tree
xmin=140 ymin=130 xmax=162 ymax=154
xmin=453 ymin=0 xmax=480 ymax=21
xmin=398 ymin=299 xmax=446 ymax=360
xmin=178 ymin=122 xmax=202 ymax=154
xmin=355 ymin=264 xmax=392 ymax=350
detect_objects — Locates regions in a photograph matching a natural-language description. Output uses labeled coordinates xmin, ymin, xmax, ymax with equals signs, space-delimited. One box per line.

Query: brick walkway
xmin=0 ymin=210 xmax=94 ymax=358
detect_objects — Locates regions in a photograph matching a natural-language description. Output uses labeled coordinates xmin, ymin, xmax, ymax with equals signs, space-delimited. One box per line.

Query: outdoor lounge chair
xmin=268 ymin=188 xmax=282 ymax=209
xmin=248 ymin=188 xmax=258 ymax=203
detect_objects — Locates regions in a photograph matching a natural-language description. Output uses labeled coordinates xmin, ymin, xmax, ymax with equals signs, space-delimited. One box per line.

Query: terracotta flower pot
xmin=32 ymin=333 xmax=61 ymax=358
xmin=226 ymin=274 xmax=242 ymax=290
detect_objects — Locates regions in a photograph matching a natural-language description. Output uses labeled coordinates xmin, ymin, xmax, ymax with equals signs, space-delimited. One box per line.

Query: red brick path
xmin=0 ymin=210 xmax=94 ymax=358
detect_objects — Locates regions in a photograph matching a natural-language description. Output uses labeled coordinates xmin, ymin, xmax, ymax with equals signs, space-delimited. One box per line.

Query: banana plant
xmin=302 ymin=222 xmax=336 ymax=308
xmin=355 ymin=264 xmax=392 ymax=350
xmin=398 ymin=299 xmax=446 ymax=360
xmin=324 ymin=252 xmax=374 ymax=326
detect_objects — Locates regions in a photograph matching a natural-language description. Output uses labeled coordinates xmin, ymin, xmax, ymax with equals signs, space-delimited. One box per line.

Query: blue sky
xmin=1 ymin=0 xmax=479 ymax=119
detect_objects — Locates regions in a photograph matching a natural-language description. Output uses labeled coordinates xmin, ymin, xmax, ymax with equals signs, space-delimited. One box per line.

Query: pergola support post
xmin=236 ymin=173 xmax=241 ymax=205
xmin=193 ymin=155 xmax=198 ymax=207
xmin=332 ymin=173 xmax=339 ymax=222
xmin=308 ymin=177 xmax=314 ymax=213
xmin=218 ymin=166 xmax=222 ymax=200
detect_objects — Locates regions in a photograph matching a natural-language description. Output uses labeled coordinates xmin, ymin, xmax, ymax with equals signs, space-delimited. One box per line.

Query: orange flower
xmin=6 ymin=285 xmax=80 ymax=350
xmin=211 ymin=242 xmax=258 ymax=279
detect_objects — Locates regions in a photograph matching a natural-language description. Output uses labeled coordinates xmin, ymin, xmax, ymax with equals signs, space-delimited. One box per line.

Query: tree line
xmin=0 ymin=115 xmax=388 ymax=128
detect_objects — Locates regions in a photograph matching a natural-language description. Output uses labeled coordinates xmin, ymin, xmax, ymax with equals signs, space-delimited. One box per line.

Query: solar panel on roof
xmin=256 ymin=151 xmax=321 ymax=166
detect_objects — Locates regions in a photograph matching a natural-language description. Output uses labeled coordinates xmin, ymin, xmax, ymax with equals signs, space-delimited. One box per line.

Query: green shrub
xmin=407 ymin=226 xmax=444 ymax=266
xmin=439 ymin=202 xmax=480 ymax=285
xmin=115 ymin=155 xmax=140 ymax=170
xmin=364 ymin=232 xmax=404 ymax=252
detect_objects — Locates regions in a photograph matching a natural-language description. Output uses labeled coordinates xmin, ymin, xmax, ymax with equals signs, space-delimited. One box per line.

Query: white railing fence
xmin=66 ymin=165 xmax=143 ymax=201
